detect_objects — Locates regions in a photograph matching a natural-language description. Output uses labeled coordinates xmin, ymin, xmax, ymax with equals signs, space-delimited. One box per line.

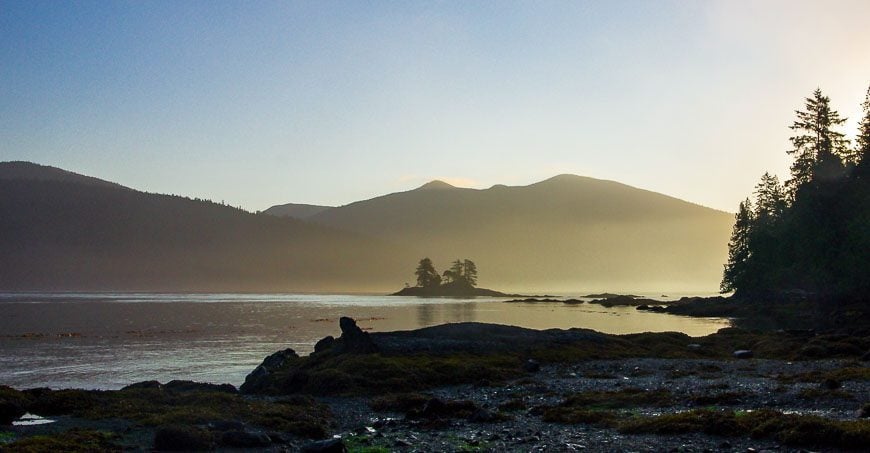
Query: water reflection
xmin=416 ymin=304 xmax=435 ymax=326
xmin=0 ymin=293 xmax=730 ymax=390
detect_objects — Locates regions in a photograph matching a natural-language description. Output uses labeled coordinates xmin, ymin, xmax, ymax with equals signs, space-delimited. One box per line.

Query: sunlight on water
xmin=0 ymin=293 xmax=729 ymax=390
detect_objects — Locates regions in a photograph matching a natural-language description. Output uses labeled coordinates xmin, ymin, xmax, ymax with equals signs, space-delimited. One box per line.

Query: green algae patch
xmin=619 ymin=409 xmax=870 ymax=449
xmin=257 ymin=352 xmax=524 ymax=396
xmin=560 ymin=388 xmax=674 ymax=410
xmin=22 ymin=388 xmax=332 ymax=439
xmin=542 ymin=407 xmax=619 ymax=425
xmin=3 ymin=429 xmax=121 ymax=453
xmin=778 ymin=366 xmax=870 ymax=384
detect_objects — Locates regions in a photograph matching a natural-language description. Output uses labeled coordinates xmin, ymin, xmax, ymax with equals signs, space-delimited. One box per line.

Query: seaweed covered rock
xmin=164 ymin=380 xmax=237 ymax=394
xmin=334 ymin=317 xmax=378 ymax=354
xmin=240 ymin=348 xmax=299 ymax=393
xmin=220 ymin=430 xmax=272 ymax=448
xmin=153 ymin=425 xmax=214 ymax=451
xmin=1 ymin=386 xmax=31 ymax=425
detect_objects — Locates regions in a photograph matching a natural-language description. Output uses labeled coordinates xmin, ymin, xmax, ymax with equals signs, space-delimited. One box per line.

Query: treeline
xmin=721 ymin=87 xmax=870 ymax=300
xmin=414 ymin=257 xmax=478 ymax=288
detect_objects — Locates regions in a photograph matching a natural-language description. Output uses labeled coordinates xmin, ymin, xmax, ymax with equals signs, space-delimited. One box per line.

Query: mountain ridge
xmin=0 ymin=161 xmax=411 ymax=292
xmin=1 ymin=161 xmax=734 ymax=293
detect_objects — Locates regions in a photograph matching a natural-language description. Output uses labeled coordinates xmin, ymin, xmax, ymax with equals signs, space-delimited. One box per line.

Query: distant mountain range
xmin=268 ymin=175 xmax=733 ymax=293
xmin=1 ymin=161 xmax=733 ymax=293
xmin=0 ymin=162 xmax=410 ymax=292
xmin=262 ymin=203 xmax=333 ymax=220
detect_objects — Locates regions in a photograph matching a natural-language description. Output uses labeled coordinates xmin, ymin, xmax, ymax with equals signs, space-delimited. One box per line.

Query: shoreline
xmin=3 ymin=311 xmax=869 ymax=450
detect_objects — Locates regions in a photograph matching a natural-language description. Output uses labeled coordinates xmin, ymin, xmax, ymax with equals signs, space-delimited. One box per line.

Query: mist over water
xmin=0 ymin=293 xmax=729 ymax=390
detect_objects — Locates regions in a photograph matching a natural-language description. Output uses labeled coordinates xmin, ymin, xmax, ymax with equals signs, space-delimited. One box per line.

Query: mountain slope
xmin=0 ymin=161 xmax=125 ymax=188
xmin=306 ymin=174 xmax=734 ymax=292
xmin=0 ymin=162 xmax=410 ymax=292
xmin=263 ymin=203 xmax=332 ymax=220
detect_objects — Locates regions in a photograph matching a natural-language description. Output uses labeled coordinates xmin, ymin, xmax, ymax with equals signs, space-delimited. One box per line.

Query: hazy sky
xmin=2 ymin=0 xmax=869 ymax=212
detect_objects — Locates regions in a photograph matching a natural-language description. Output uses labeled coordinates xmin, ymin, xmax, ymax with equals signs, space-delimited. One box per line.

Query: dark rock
xmin=220 ymin=430 xmax=272 ymax=448
xmin=335 ymin=317 xmax=378 ymax=354
xmin=523 ymin=359 xmax=541 ymax=373
xmin=394 ymin=439 xmax=413 ymax=447
xmin=421 ymin=398 xmax=447 ymax=418
xmin=153 ymin=425 xmax=214 ymax=451
xmin=687 ymin=343 xmax=702 ymax=351
xmin=468 ymin=408 xmax=497 ymax=423
xmin=820 ymin=378 xmax=841 ymax=390
xmin=240 ymin=348 xmax=299 ymax=393
xmin=164 ymin=380 xmax=237 ymax=394
xmin=268 ymin=432 xmax=289 ymax=444
xmin=301 ymin=438 xmax=347 ymax=453
xmin=861 ymin=350 xmax=870 ymax=361
xmin=733 ymin=350 xmax=754 ymax=359
xmin=719 ymin=441 xmax=732 ymax=449
xmin=207 ymin=420 xmax=245 ymax=432
xmin=0 ymin=400 xmax=26 ymax=425
xmin=799 ymin=344 xmax=829 ymax=358
xmin=636 ymin=304 xmax=650 ymax=310
xmin=261 ymin=348 xmax=299 ymax=369
xmin=314 ymin=336 xmax=336 ymax=354
xmin=121 ymin=380 xmax=162 ymax=391
xmin=857 ymin=403 xmax=870 ymax=418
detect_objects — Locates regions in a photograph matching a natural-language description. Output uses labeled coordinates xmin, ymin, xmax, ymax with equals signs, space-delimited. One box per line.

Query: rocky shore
xmin=2 ymin=314 xmax=869 ymax=451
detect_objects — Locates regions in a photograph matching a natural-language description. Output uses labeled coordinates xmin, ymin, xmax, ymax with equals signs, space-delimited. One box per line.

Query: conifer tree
xmin=753 ymin=173 xmax=787 ymax=224
xmin=414 ymin=257 xmax=441 ymax=288
xmin=787 ymin=89 xmax=850 ymax=194
xmin=855 ymin=85 xmax=870 ymax=177
xmin=462 ymin=259 xmax=478 ymax=287
xmin=721 ymin=198 xmax=754 ymax=293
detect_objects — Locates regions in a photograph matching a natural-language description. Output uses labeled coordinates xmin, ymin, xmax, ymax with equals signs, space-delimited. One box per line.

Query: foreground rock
xmin=4 ymin=317 xmax=870 ymax=451
xmin=241 ymin=317 xmax=870 ymax=398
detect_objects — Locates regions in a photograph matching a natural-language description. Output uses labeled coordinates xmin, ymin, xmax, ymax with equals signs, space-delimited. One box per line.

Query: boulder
xmin=240 ymin=348 xmax=299 ymax=393
xmin=261 ymin=348 xmax=299 ymax=370
xmin=0 ymin=386 xmax=28 ymax=425
xmin=733 ymin=350 xmax=754 ymax=359
xmin=207 ymin=420 xmax=245 ymax=432
xmin=820 ymin=378 xmax=841 ymax=390
xmin=153 ymin=425 xmax=214 ymax=451
xmin=334 ymin=317 xmax=378 ymax=354
xmin=300 ymin=438 xmax=347 ymax=453
xmin=220 ymin=430 xmax=272 ymax=448
xmin=468 ymin=408 xmax=497 ymax=423
xmin=314 ymin=336 xmax=336 ymax=354
xmin=0 ymin=400 xmax=25 ymax=425
xmin=121 ymin=380 xmax=162 ymax=391
xmin=164 ymin=380 xmax=237 ymax=394
xmin=523 ymin=359 xmax=541 ymax=373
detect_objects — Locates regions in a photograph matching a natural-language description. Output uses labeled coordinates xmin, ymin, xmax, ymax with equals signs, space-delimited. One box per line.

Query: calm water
xmin=0 ymin=293 xmax=730 ymax=390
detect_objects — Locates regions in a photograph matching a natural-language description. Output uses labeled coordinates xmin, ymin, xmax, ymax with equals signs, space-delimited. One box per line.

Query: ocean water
xmin=0 ymin=293 xmax=730 ymax=390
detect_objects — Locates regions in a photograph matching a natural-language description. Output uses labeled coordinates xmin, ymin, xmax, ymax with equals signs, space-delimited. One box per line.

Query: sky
xmin=2 ymin=0 xmax=869 ymax=212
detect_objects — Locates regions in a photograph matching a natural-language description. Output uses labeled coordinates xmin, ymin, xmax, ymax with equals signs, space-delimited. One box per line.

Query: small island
xmin=391 ymin=258 xmax=525 ymax=297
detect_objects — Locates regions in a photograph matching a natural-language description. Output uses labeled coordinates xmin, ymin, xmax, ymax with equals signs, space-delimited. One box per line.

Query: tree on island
xmin=414 ymin=257 xmax=442 ymax=288
xmin=412 ymin=258 xmax=479 ymax=289
xmin=440 ymin=258 xmax=478 ymax=288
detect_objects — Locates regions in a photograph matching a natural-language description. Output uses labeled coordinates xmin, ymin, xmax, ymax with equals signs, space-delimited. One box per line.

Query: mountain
xmin=302 ymin=174 xmax=734 ymax=293
xmin=263 ymin=203 xmax=332 ymax=220
xmin=0 ymin=162 xmax=411 ymax=292
xmin=0 ymin=161 xmax=124 ymax=189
